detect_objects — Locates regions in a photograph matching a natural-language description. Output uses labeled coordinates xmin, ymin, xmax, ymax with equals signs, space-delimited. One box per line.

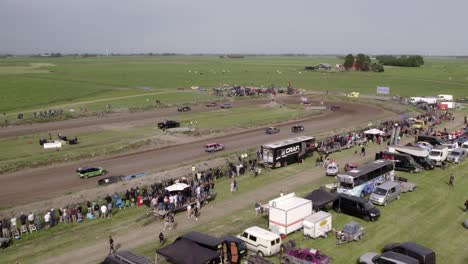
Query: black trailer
xmin=261 ymin=136 xmax=315 ymax=168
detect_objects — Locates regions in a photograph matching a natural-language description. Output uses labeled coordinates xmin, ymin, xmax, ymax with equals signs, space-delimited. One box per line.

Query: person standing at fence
xmin=109 ymin=236 xmax=115 ymax=255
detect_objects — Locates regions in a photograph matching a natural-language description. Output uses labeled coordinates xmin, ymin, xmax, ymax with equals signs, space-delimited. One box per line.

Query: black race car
xmin=291 ymin=125 xmax=305 ymax=133
xmin=177 ymin=106 xmax=191 ymax=112
xmin=157 ymin=120 xmax=180 ymax=129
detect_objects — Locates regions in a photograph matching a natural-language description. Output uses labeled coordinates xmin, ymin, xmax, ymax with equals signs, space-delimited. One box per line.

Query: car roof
xmin=243 ymin=226 xmax=280 ymax=240
xmin=398 ymin=242 xmax=434 ymax=255
xmin=380 ymin=252 xmax=419 ymax=264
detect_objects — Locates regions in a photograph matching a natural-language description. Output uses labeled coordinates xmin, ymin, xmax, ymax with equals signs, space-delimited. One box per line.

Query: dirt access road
xmin=0 ymin=101 xmax=385 ymax=207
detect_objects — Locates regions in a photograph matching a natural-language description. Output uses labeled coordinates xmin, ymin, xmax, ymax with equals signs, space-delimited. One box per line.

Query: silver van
xmin=370 ymin=182 xmax=401 ymax=206
xmin=446 ymin=148 xmax=467 ymax=164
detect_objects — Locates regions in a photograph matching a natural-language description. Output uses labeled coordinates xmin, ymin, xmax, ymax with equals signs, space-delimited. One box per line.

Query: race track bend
xmin=0 ymin=100 xmax=389 ymax=207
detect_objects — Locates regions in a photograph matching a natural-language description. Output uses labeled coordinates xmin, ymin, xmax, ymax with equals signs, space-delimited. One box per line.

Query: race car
xmin=177 ymin=106 xmax=191 ymax=112
xmin=76 ymin=167 xmax=106 ymax=179
xmin=205 ymin=143 xmax=225 ymax=152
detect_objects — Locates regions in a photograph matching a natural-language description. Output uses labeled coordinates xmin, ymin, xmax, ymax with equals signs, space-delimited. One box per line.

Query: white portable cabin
xmin=303 ymin=211 xmax=332 ymax=239
xmin=268 ymin=193 xmax=313 ymax=235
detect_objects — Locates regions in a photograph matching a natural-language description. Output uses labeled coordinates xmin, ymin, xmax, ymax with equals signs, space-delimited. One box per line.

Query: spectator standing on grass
xmin=44 ymin=212 xmax=51 ymax=229
xmin=464 ymin=199 xmax=468 ymax=211
xmin=107 ymin=202 xmax=113 ymax=219
xmin=109 ymin=236 xmax=115 ymax=255
xmin=449 ymin=174 xmax=455 ymax=187
xmin=28 ymin=212 xmax=34 ymax=225
xmin=187 ymin=205 xmax=192 ymax=219
xmin=194 ymin=205 xmax=199 ymax=221
xmin=35 ymin=214 xmax=42 ymax=230
xmin=101 ymin=204 xmax=107 ymax=219
xmin=159 ymin=232 xmax=165 ymax=244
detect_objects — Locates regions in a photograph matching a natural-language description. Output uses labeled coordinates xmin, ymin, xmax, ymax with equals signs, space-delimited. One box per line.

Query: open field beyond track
xmin=1 ymin=56 xmax=468 ymax=115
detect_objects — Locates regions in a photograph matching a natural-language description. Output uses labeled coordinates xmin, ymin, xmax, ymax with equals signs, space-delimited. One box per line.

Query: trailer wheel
xmin=275 ymin=162 xmax=281 ymax=168
xmin=257 ymin=251 xmax=264 ymax=258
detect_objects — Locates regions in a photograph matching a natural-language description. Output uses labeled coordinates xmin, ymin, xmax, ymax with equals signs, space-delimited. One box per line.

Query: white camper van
xmin=238 ymin=226 xmax=282 ymax=257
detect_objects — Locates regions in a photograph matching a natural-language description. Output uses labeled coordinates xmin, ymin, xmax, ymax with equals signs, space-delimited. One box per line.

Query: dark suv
xmin=157 ymin=120 xmax=180 ymax=129
xmin=383 ymin=242 xmax=436 ymax=264
xmin=333 ymin=194 xmax=380 ymax=221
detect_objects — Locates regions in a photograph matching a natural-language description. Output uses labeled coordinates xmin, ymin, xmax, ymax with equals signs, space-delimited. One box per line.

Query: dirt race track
xmin=0 ymin=98 xmax=387 ymax=207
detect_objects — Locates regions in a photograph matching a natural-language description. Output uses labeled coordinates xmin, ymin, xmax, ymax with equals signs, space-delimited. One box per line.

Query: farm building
xmin=304 ymin=63 xmax=332 ymax=70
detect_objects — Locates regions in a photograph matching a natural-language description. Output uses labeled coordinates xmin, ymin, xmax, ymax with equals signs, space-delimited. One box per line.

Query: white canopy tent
xmin=364 ymin=128 xmax=385 ymax=135
xmin=165 ymin=183 xmax=190 ymax=192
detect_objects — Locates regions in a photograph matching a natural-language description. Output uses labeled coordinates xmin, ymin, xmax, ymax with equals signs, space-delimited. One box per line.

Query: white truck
xmin=268 ymin=193 xmax=313 ymax=235
xmin=419 ymin=97 xmax=438 ymax=105
xmin=303 ymin=211 xmax=332 ymax=239
xmin=437 ymin=94 xmax=453 ymax=101
xmin=428 ymin=145 xmax=449 ymax=166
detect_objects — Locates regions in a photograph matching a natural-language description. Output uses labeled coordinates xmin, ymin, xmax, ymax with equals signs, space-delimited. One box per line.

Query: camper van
xmin=261 ymin=136 xmax=315 ymax=168
xmin=238 ymin=226 xmax=282 ymax=257
xmin=428 ymin=146 xmax=449 ymax=166
xmin=375 ymin=151 xmax=422 ymax=173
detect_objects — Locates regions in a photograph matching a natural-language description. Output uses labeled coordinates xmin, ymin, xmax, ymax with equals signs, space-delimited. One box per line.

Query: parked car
xmin=177 ymin=106 xmax=191 ymax=112
xmin=333 ymin=194 xmax=380 ymax=221
xmin=205 ymin=102 xmax=218 ymax=107
xmin=76 ymin=167 xmax=106 ymax=179
xmin=205 ymin=143 xmax=224 ymax=152
xmin=291 ymin=125 xmax=305 ymax=133
xmin=266 ymin=127 xmax=280 ymax=134
xmin=446 ymin=148 xmax=467 ymax=163
xmin=369 ymin=181 xmax=401 ymax=206
xmin=238 ymin=226 xmax=282 ymax=257
xmin=344 ymin=162 xmax=358 ymax=172
xmin=383 ymin=242 xmax=436 ymax=264
xmin=281 ymin=248 xmax=330 ymax=264
xmin=359 ymin=251 xmax=419 ymax=264
xmin=157 ymin=120 xmax=180 ymax=129
xmin=325 ymin=163 xmax=339 ymax=176
xmin=221 ymin=103 xmax=232 ymax=109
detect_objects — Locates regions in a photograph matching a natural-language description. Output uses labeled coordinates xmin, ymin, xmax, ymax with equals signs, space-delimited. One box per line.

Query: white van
xmin=428 ymin=145 xmax=449 ymax=166
xmin=238 ymin=226 xmax=282 ymax=257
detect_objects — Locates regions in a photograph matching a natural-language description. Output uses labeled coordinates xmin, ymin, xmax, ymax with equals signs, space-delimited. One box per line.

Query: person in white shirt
xmin=28 ymin=212 xmax=35 ymax=224
xmin=100 ymin=204 xmax=107 ymax=219
xmin=44 ymin=212 xmax=51 ymax=229
xmin=10 ymin=217 xmax=17 ymax=230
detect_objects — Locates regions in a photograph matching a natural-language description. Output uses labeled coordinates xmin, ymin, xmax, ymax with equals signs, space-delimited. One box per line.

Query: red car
xmin=281 ymin=248 xmax=330 ymax=264
xmin=206 ymin=102 xmax=218 ymax=107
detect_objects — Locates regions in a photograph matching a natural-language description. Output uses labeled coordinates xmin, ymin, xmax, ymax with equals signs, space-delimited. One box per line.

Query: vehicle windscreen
xmin=429 ymin=151 xmax=441 ymax=156
xmin=373 ymin=187 xmax=387 ymax=195
xmin=451 ymin=151 xmax=460 ymax=156
xmin=339 ymin=182 xmax=353 ymax=189
xmin=364 ymin=202 xmax=374 ymax=210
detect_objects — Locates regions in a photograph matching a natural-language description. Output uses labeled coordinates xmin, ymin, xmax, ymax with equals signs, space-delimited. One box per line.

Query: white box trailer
xmin=268 ymin=193 xmax=313 ymax=235
xmin=303 ymin=211 xmax=332 ymax=239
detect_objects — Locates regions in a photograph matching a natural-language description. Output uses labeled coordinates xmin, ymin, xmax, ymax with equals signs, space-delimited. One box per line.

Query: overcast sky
xmin=1 ymin=0 xmax=467 ymax=55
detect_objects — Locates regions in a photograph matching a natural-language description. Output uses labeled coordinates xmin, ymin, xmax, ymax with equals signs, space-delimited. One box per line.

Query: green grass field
xmin=2 ymin=136 xmax=467 ymax=264
xmin=1 ymin=56 xmax=468 ymax=114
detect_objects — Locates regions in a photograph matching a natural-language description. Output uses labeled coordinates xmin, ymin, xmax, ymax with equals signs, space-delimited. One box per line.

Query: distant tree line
xmin=376 ymin=55 xmax=424 ymax=67
xmin=343 ymin=53 xmax=384 ymax=72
